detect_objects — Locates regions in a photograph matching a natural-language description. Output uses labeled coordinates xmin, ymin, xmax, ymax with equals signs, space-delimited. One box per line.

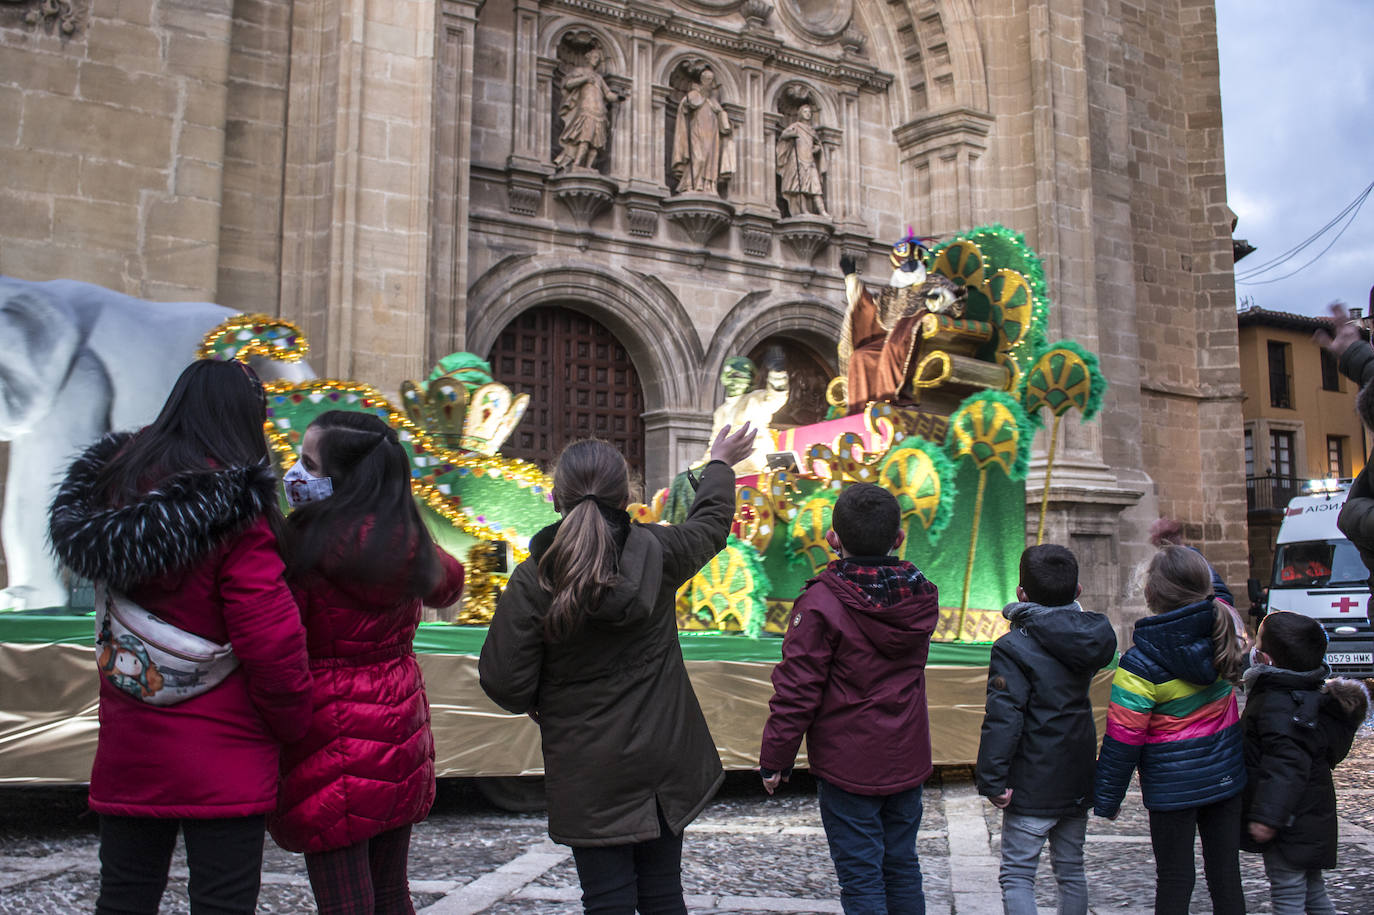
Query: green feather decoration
xmin=877 ymin=436 xmax=958 ymax=540
xmin=1027 ymin=337 xmax=1110 ymax=420
xmin=931 ymin=224 xmax=1051 ymax=369
xmin=946 ymin=390 xmax=1034 ymax=482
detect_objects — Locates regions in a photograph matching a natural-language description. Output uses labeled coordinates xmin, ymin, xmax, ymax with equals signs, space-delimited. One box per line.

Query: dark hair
xmin=539 ymin=439 xmax=629 ymax=641
xmin=1019 ymin=544 xmax=1079 ymax=606
xmin=1358 ymin=380 xmax=1374 ymax=432
xmin=1259 ymin=611 xmax=1328 ymax=671
xmin=285 ymin=410 xmax=441 ymax=601
xmin=93 ymin=359 xmax=271 ymax=503
xmin=831 ymin=483 xmax=901 ymax=557
xmin=1144 ymin=545 xmax=1247 ymax=683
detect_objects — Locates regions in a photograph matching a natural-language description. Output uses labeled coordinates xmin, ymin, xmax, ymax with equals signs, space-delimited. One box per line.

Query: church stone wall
xmin=0 ymin=0 xmax=1249 ymax=620
xmin=1 ymin=0 xmax=236 ymax=300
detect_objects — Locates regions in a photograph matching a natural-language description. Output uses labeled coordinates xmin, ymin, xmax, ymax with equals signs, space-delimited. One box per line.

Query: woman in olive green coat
xmin=479 ymin=425 xmax=755 ymax=914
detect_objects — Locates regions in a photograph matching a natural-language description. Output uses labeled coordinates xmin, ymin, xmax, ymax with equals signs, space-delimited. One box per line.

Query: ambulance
xmin=1259 ymin=479 xmax=1374 ymax=677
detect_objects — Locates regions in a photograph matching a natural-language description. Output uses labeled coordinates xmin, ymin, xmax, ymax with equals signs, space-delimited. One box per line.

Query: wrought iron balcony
xmin=1246 ymin=474 xmax=1302 ymax=513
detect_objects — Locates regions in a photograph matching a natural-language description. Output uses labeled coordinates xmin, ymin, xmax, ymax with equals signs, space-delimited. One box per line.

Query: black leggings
xmin=96 ymin=814 xmax=265 ymax=915
xmin=570 ymin=809 xmax=687 ymax=915
xmin=1147 ymin=793 xmax=1245 ymax=915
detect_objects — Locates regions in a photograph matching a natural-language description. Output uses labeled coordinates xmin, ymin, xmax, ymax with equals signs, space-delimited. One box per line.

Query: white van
xmin=1259 ymin=480 xmax=1374 ymax=677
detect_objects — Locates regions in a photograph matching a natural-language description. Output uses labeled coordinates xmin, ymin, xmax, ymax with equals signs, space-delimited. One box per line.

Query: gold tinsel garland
xmin=261 ymin=378 xmax=550 ymax=562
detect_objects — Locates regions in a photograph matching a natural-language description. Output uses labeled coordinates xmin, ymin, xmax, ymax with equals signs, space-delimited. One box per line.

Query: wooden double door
xmin=488 ymin=306 xmax=645 ymax=478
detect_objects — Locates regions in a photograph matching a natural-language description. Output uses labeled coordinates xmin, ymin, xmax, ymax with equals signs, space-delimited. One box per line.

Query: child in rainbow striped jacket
xmin=1094 ymin=545 xmax=1251 ymax=915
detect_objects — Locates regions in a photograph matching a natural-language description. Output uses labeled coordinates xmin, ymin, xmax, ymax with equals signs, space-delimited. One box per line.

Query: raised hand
xmin=709 ymin=423 xmax=757 ymax=468
xmin=1313 ymin=301 xmax=1362 ymax=361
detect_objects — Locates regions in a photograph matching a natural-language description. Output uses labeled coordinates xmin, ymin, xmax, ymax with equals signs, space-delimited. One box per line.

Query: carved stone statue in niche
xmin=554 ymin=44 xmax=623 ymax=172
xmin=776 ymin=102 xmax=828 ymax=217
xmin=671 ymin=67 xmax=735 ymax=196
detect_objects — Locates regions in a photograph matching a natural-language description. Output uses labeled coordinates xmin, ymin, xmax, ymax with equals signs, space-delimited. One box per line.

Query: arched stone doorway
xmin=487 ymin=305 xmax=646 ymax=479
xmin=746 ymin=336 xmax=834 ymax=428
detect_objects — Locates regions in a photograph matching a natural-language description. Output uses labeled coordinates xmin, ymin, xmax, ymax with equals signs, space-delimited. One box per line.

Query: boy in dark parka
xmin=975 ymin=544 xmax=1118 ymax=915
xmin=1241 ymin=611 xmax=1369 ymax=915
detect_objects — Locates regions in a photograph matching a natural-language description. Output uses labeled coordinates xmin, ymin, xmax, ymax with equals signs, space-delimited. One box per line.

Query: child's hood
xmin=1003 ymin=601 xmax=1117 ymax=673
xmin=819 ymin=562 xmax=939 ymax=659
xmin=1129 ymin=598 xmax=1220 ymax=686
xmin=1323 ymin=676 xmax=1371 ymax=723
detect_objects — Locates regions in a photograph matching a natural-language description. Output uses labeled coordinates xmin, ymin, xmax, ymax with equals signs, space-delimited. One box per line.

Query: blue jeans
xmin=817 ymin=779 xmax=925 ymax=915
xmin=998 ymin=812 xmax=1088 ymax=915
xmin=1263 ymin=849 xmax=1336 ymax=915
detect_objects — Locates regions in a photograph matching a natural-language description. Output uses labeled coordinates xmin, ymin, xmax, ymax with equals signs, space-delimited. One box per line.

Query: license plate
xmin=1326 ymin=652 xmax=1373 ymax=666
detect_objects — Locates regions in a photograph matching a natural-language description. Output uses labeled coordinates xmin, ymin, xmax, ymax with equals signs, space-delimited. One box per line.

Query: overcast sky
xmin=1216 ymin=0 xmax=1373 ymax=317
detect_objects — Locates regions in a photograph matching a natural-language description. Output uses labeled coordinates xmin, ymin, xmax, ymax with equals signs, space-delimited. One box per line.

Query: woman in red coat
xmin=48 ymin=359 xmax=313 ymax=915
xmin=270 ymin=410 xmax=464 ymax=915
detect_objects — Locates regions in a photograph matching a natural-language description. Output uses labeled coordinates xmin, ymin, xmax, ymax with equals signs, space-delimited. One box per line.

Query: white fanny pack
xmin=94 ymin=583 xmax=239 ymax=707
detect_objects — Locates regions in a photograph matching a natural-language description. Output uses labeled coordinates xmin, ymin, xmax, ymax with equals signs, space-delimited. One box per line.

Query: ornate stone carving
xmin=626 ymin=205 xmax=659 ymax=237
xmin=776 ymin=94 xmax=829 ymax=219
xmin=553 ymin=36 xmax=624 ymax=172
xmin=10 ymin=0 xmax=79 ymax=33
xmin=506 ymin=170 xmax=546 ymax=217
xmin=670 ymin=64 xmax=735 ymax=198
xmin=840 ymin=27 xmax=865 ymax=58
xmin=738 ymin=216 xmax=772 ymax=258
xmin=548 ymin=171 xmax=617 ymax=228
xmin=741 ymin=0 xmax=772 ymax=30
xmin=662 ymin=194 xmax=734 ymax=247
xmin=777 ymin=214 xmax=832 ymax=263
xmin=775 ymin=0 xmax=853 ymax=43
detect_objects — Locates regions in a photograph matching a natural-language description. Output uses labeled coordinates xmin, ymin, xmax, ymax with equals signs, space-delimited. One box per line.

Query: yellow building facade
xmin=1238 ymin=306 xmax=1372 ymax=591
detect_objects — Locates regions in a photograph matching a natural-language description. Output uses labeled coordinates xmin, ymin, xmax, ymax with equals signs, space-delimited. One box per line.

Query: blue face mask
xmin=282 ymin=459 xmax=333 ymax=509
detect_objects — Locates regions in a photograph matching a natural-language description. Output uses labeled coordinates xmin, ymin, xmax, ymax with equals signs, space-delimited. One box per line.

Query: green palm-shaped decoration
xmin=789 ymin=491 xmax=839 ymax=575
xmin=877 ymin=437 xmax=957 ymax=546
xmin=683 ymin=536 xmax=772 ymax=636
xmin=1023 ymin=341 xmax=1107 ymax=544
xmin=947 ymin=391 xmax=1032 ymax=637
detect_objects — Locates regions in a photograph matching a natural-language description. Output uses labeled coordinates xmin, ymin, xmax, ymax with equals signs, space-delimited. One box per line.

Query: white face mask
xmin=282 ymin=459 xmax=333 ymax=509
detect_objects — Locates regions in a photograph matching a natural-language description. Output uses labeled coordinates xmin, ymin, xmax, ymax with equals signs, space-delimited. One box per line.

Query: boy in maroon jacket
xmin=759 ymin=483 xmax=940 ymax=915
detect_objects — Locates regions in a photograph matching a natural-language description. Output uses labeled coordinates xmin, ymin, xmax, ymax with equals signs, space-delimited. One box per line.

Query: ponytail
xmin=1145 ymin=544 xmax=1246 ymax=684
xmin=1210 ymin=601 xmax=1247 ymax=684
xmin=538 ymin=440 xmax=630 ymax=641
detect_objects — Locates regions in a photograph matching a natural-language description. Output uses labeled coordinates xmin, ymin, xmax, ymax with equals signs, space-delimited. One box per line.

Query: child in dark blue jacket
xmin=976 ymin=545 xmax=1117 ymax=915
xmin=1094 ymin=546 xmax=1250 ymax=915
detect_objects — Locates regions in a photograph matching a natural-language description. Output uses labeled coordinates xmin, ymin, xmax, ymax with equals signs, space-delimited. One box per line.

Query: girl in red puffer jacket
xmin=270 ymin=410 xmax=464 ymax=915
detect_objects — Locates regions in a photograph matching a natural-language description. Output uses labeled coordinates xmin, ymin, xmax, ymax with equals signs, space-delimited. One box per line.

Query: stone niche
xmin=487 ymin=1 xmax=891 ymax=260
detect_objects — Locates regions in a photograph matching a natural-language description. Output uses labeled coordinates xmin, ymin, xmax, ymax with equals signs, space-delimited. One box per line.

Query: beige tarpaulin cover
xmin=0 ymin=644 xmax=1113 ymax=784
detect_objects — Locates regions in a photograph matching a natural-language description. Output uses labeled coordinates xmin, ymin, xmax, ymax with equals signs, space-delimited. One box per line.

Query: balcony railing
xmin=1246 ymin=474 xmax=1302 ymax=513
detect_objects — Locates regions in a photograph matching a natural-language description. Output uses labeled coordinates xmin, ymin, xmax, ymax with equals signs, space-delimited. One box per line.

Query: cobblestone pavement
xmin=2 ymin=729 xmax=1371 ymax=914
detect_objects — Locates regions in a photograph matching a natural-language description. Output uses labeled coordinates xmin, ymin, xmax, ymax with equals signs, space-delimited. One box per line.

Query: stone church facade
xmin=0 ymin=0 xmax=1247 ymax=617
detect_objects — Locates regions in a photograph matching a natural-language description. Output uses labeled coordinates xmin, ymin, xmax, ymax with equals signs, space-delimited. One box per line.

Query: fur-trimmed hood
xmin=49 ymin=432 xmax=281 ymax=588
xmin=1323 ymin=676 xmax=1371 ymax=722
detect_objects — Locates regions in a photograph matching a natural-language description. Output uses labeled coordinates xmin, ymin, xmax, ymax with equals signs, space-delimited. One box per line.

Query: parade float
xmin=0 ymin=226 xmax=1115 ymax=785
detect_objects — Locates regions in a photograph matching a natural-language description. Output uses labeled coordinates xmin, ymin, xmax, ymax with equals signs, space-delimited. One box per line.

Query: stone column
xmin=643 ymin=409 xmax=715 ymax=493
xmin=737 ymin=61 xmax=768 ymax=212
xmin=892 ymin=108 xmax=994 ymax=238
xmin=429 ymin=0 xmax=484 ymax=364
xmin=838 ymin=90 xmax=863 ymax=229
xmin=277 ymin=0 xmax=442 ymax=391
xmin=1021 ymin=0 xmax=1149 ymax=587
xmin=508 ymin=0 xmax=540 ymax=168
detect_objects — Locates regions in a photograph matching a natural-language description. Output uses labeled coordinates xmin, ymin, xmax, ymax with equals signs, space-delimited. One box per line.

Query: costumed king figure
xmin=836 ymin=232 xmax=965 ymax=415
